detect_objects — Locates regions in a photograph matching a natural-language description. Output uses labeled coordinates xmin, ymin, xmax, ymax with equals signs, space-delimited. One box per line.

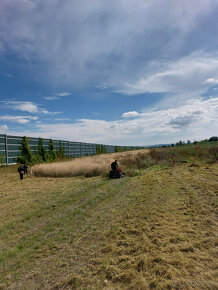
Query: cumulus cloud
xmin=1 ymin=101 xmax=61 ymax=115
xmin=122 ymin=111 xmax=139 ymax=118
xmin=7 ymin=97 xmax=218 ymax=145
xmin=0 ymin=115 xmax=38 ymax=124
xmin=13 ymin=102 xmax=38 ymax=113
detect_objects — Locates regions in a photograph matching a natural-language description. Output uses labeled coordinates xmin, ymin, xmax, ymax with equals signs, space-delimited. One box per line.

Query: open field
xmin=0 ymin=151 xmax=218 ymax=289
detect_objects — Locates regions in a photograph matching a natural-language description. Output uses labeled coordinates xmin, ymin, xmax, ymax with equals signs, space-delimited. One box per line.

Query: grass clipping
xmin=30 ymin=149 xmax=150 ymax=178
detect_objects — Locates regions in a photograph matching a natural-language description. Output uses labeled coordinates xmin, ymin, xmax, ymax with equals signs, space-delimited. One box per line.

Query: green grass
xmin=0 ymin=159 xmax=217 ymax=289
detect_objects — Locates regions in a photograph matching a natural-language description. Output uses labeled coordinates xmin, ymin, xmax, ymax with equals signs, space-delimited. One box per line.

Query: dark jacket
xmin=18 ymin=166 xmax=24 ymax=174
xmin=111 ymin=161 xmax=118 ymax=170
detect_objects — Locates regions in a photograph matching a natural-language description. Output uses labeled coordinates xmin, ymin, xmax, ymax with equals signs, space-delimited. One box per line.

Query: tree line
xmin=17 ymin=136 xmax=65 ymax=165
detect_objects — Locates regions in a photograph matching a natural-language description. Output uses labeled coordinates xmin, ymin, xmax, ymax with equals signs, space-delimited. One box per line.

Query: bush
xmin=208 ymin=146 xmax=218 ymax=161
xmin=17 ymin=136 xmax=34 ymax=164
xmin=38 ymin=138 xmax=47 ymax=161
xmin=57 ymin=141 xmax=65 ymax=159
xmin=209 ymin=136 xmax=218 ymax=142
xmin=48 ymin=139 xmax=57 ymax=161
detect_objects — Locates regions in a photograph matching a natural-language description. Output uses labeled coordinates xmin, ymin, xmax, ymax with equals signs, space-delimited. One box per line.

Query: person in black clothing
xmin=23 ymin=163 xmax=29 ymax=175
xmin=17 ymin=165 xmax=24 ymax=180
xmin=111 ymin=160 xmax=118 ymax=171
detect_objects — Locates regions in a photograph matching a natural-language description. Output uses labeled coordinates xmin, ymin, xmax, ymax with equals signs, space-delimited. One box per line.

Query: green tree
xmin=48 ymin=139 xmax=57 ymax=161
xmin=96 ymin=145 xmax=101 ymax=154
xmin=100 ymin=145 xmax=106 ymax=154
xmin=209 ymin=136 xmax=218 ymax=142
xmin=115 ymin=146 xmax=121 ymax=152
xmin=37 ymin=138 xmax=46 ymax=161
xmin=57 ymin=141 xmax=65 ymax=159
xmin=18 ymin=136 xmax=33 ymax=164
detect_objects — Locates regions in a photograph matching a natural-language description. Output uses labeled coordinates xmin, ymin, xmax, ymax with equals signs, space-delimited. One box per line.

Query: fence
xmin=0 ymin=134 xmax=143 ymax=164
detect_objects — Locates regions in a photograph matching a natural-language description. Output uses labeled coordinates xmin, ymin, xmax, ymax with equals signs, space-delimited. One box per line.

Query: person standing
xmin=23 ymin=163 xmax=29 ymax=175
xmin=17 ymin=164 xmax=24 ymax=180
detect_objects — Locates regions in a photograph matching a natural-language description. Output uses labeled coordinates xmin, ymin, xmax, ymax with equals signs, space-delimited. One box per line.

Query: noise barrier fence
xmin=0 ymin=134 xmax=143 ymax=164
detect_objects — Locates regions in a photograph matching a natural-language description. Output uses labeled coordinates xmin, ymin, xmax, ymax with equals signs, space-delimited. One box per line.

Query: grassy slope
xmin=0 ymin=163 xmax=217 ymax=289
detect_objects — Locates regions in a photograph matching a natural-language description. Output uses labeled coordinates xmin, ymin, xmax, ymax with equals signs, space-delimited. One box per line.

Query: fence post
xmin=5 ymin=134 xmax=8 ymax=165
xmin=68 ymin=141 xmax=70 ymax=158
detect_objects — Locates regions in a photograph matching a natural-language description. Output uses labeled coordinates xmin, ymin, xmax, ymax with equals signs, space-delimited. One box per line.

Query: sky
xmin=0 ymin=0 xmax=218 ymax=146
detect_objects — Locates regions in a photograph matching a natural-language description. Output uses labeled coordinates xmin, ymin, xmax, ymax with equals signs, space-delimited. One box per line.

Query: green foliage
xmin=57 ymin=141 xmax=65 ymax=159
xmin=96 ymin=145 xmax=101 ymax=154
xmin=115 ymin=146 xmax=121 ymax=152
xmin=176 ymin=140 xmax=184 ymax=146
xmin=208 ymin=145 xmax=218 ymax=161
xmin=209 ymin=136 xmax=218 ymax=142
xmin=0 ymin=153 xmax=6 ymax=165
xmin=48 ymin=139 xmax=57 ymax=161
xmin=96 ymin=144 xmax=106 ymax=154
xmin=37 ymin=138 xmax=47 ymax=162
xmin=17 ymin=136 xmax=34 ymax=164
xmin=100 ymin=145 xmax=106 ymax=154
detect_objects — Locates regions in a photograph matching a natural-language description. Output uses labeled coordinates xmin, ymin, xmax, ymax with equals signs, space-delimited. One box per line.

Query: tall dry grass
xmin=30 ymin=149 xmax=150 ymax=178
xmin=30 ymin=144 xmax=217 ymax=178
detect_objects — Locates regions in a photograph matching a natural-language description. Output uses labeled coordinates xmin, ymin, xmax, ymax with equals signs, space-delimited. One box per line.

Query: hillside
xmin=0 ymin=158 xmax=217 ymax=289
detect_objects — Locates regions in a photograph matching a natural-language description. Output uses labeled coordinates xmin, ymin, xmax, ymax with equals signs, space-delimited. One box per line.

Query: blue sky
xmin=0 ymin=0 xmax=218 ymax=145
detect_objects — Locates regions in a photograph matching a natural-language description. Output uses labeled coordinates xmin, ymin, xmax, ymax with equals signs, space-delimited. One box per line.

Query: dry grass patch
xmin=30 ymin=149 xmax=150 ymax=178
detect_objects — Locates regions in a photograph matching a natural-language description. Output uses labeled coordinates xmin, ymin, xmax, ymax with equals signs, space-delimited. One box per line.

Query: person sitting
xmin=111 ymin=160 xmax=118 ymax=171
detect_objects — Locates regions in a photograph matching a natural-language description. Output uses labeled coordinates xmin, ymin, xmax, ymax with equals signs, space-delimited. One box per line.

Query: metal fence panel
xmin=0 ymin=134 xmax=144 ymax=164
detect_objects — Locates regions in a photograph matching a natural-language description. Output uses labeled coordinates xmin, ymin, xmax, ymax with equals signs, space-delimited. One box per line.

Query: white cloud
xmin=0 ymin=0 xmax=217 ymax=89
xmin=13 ymin=102 xmax=38 ymax=113
xmin=54 ymin=118 xmax=70 ymax=121
xmin=205 ymin=78 xmax=218 ymax=84
xmin=1 ymin=101 xmax=62 ymax=115
xmin=55 ymin=92 xmax=71 ymax=97
xmin=1 ymin=101 xmax=39 ymax=113
xmin=122 ymin=111 xmax=139 ymax=118
xmin=41 ymin=109 xmax=61 ymax=115
xmin=0 ymin=124 xmax=8 ymax=133
xmin=118 ymin=54 xmax=218 ymax=98
xmin=44 ymin=96 xmax=59 ymax=101
xmin=0 ymin=115 xmax=38 ymax=124
xmin=7 ymin=97 xmax=218 ymax=145
xmin=96 ymin=84 xmax=108 ymax=89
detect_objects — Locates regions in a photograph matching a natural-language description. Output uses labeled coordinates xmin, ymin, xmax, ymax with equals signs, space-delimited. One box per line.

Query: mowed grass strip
xmin=0 ymin=162 xmax=217 ymax=289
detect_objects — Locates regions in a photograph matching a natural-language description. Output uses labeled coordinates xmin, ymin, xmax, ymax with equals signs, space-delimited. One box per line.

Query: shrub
xmin=17 ymin=136 xmax=34 ymax=164
xmin=208 ymin=145 xmax=218 ymax=161
xmin=38 ymin=138 xmax=47 ymax=161
xmin=57 ymin=141 xmax=65 ymax=159
xmin=209 ymin=136 xmax=218 ymax=142
xmin=48 ymin=139 xmax=57 ymax=161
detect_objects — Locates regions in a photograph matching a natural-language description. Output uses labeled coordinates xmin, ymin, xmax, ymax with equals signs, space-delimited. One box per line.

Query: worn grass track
xmin=0 ymin=162 xmax=217 ymax=289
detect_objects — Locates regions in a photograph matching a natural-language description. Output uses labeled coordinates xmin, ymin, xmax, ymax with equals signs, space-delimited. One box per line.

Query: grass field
xmin=0 ymin=152 xmax=217 ymax=289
